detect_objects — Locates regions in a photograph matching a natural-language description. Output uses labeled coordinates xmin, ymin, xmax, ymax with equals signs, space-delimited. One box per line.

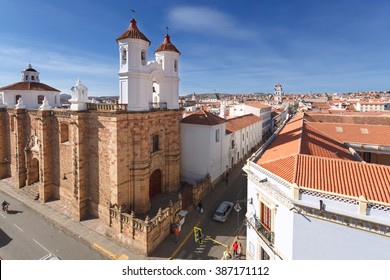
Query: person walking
xmin=233 ymin=241 xmax=239 ymax=258
xmin=237 ymin=243 xmax=242 ymax=259
xmin=174 ymin=227 xmax=180 ymax=243
xmin=198 ymin=201 xmax=203 ymax=213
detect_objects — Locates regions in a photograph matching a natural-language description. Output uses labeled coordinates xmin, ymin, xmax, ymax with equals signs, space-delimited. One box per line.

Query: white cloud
xmin=168 ymin=6 xmax=256 ymax=39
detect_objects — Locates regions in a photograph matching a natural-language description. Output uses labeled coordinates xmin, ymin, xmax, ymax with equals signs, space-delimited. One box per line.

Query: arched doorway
xmin=29 ymin=158 xmax=40 ymax=184
xmin=149 ymin=169 xmax=162 ymax=198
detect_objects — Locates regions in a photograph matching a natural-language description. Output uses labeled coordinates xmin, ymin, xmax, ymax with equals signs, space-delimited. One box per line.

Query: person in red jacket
xmin=233 ymin=241 xmax=239 ymax=258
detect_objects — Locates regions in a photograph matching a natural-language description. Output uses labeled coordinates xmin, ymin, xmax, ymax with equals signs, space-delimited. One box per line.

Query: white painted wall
xmin=181 ymin=121 xmax=229 ymax=184
xmin=1 ymin=89 xmax=61 ymax=109
xmin=292 ymin=213 xmax=390 ymax=259
xmin=245 ymin=162 xmax=390 ymax=260
xmin=181 ymin=123 xmax=212 ymax=184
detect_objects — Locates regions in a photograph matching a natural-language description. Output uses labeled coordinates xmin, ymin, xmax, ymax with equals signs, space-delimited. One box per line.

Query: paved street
xmin=0 ymin=191 xmax=108 ymax=260
xmin=150 ymin=160 xmax=248 ymax=260
xmin=0 ymin=159 xmax=249 ymax=260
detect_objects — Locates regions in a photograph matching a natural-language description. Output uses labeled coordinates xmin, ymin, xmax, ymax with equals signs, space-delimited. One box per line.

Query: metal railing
xmin=252 ymin=216 xmax=275 ymax=244
xmin=149 ymin=102 xmax=167 ymax=111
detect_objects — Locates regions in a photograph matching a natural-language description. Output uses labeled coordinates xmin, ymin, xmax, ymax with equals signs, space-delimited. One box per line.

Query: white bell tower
xmin=154 ymin=32 xmax=180 ymax=110
xmin=274 ymin=83 xmax=284 ymax=103
xmin=117 ymin=18 xmax=151 ymax=111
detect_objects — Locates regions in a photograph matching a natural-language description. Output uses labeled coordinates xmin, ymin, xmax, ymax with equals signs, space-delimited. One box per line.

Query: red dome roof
xmin=116 ymin=19 xmax=151 ymax=45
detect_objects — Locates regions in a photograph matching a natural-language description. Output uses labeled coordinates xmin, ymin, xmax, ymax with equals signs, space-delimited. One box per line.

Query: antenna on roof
xmin=131 ymin=9 xmax=136 ymax=19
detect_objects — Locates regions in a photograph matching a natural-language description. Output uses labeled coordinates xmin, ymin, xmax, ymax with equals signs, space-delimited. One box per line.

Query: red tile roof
xmin=154 ymin=34 xmax=180 ymax=54
xmin=245 ymin=101 xmax=272 ymax=109
xmin=0 ymin=82 xmax=60 ymax=92
xmin=257 ymin=112 xmax=390 ymax=204
xmin=226 ymin=114 xmax=262 ymax=134
xmin=307 ymin=122 xmax=390 ymax=146
xmin=116 ymin=18 xmax=151 ymax=44
xmin=181 ymin=110 xmax=226 ymax=126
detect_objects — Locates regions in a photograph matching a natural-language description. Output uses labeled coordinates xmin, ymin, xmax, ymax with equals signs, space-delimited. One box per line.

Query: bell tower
xmin=154 ymin=32 xmax=181 ymax=109
xmin=117 ymin=18 xmax=152 ymax=111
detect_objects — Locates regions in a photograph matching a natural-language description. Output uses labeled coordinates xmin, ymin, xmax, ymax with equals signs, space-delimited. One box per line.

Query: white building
xmin=117 ymin=18 xmax=180 ymax=111
xmin=181 ymin=110 xmax=262 ymax=184
xmin=244 ymin=112 xmax=390 ymax=260
xmin=0 ymin=64 xmax=61 ymax=109
xmin=226 ymin=114 xmax=263 ymax=169
xmin=229 ymin=102 xmax=272 ymax=137
xmin=355 ymin=100 xmax=390 ymax=112
xmin=181 ymin=110 xmax=228 ymax=184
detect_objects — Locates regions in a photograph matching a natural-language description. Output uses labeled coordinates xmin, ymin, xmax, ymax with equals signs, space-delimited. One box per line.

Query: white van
xmin=213 ymin=201 xmax=234 ymax=222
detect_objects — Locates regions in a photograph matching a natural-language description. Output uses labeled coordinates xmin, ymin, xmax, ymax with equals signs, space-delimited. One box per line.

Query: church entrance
xmin=149 ymin=169 xmax=162 ymax=198
xmin=29 ymin=158 xmax=40 ymax=185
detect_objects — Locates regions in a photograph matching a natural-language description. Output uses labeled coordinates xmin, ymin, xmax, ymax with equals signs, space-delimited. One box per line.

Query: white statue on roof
xmin=39 ymin=96 xmax=51 ymax=110
xmin=69 ymin=78 xmax=89 ymax=111
xmin=15 ymin=96 xmax=26 ymax=109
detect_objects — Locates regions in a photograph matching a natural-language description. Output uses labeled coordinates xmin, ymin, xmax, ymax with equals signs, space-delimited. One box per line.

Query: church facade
xmin=0 ymin=17 xmax=182 ymax=230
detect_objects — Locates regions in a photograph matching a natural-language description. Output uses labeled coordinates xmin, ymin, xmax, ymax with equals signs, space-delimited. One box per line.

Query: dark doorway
xmin=149 ymin=169 xmax=162 ymax=198
xmin=29 ymin=158 xmax=40 ymax=184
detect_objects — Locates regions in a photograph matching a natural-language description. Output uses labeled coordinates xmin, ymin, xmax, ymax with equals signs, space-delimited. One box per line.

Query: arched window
xmin=60 ymin=123 xmax=69 ymax=143
xmin=152 ymin=134 xmax=159 ymax=152
xmin=174 ymin=59 xmax=178 ymax=72
xmin=15 ymin=95 xmax=21 ymax=104
xmin=141 ymin=50 xmax=146 ymax=65
xmin=38 ymin=95 xmax=44 ymax=104
xmin=121 ymin=48 xmax=127 ymax=65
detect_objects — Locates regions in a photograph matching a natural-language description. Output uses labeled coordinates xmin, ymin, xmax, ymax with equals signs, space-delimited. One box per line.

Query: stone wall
xmin=0 ymin=106 xmax=183 ymax=250
xmin=192 ymin=174 xmax=213 ymax=207
xmin=108 ymin=195 xmax=182 ymax=256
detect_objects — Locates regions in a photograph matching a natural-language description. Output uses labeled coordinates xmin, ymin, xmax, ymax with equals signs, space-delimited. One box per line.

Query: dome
xmin=25 ymin=63 xmax=37 ymax=72
xmin=154 ymin=34 xmax=180 ymax=54
xmin=116 ymin=18 xmax=151 ymax=45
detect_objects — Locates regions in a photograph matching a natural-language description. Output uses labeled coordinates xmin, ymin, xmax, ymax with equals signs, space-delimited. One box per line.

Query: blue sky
xmin=0 ymin=0 xmax=389 ymax=96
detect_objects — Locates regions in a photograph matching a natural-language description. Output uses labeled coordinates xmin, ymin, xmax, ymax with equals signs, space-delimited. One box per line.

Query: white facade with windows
xmin=181 ymin=119 xmax=228 ymax=184
xmin=244 ymin=161 xmax=390 ymax=260
xmin=355 ymin=101 xmax=390 ymax=112
xmin=244 ymin=113 xmax=390 ymax=260
xmin=0 ymin=64 xmax=61 ymax=109
xmin=117 ymin=19 xmax=180 ymax=111
xmin=181 ymin=111 xmax=262 ymax=185
xmin=229 ymin=102 xmax=272 ymax=137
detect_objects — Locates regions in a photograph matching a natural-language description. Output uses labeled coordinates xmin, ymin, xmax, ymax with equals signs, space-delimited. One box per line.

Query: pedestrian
xmin=2 ymin=200 xmax=10 ymax=213
xmin=237 ymin=242 xmax=242 ymax=259
xmin=174 ymin=227 xmax=180 ymax=243
xmin=198 ymin=201 xmax=203 ymax=213
xmin=225 ymin=175 xmax=229 ymax=187
xmin=233 ymin=241 xmax=238 ymax=258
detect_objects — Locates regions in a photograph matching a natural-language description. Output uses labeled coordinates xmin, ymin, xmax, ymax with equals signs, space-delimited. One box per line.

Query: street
xmin=164 ymin=162 xmax=248 ymax=260
xmin=0 ymin=192 xmax=108 ymax=260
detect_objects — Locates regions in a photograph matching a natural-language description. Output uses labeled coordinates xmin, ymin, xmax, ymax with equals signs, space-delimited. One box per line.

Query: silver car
xmin=213 ymin=201 xmax=234 ymax=222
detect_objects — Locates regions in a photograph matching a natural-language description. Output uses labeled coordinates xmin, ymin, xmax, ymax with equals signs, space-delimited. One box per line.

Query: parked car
xmin=213 ymin=201 xmax=234 ymax=222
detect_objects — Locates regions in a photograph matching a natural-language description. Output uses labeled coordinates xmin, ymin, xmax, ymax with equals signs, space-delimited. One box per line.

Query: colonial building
xmin=0 ymin=17 xmax=182 ymax=255
xmin=181 ymin=110 xmax=262 ymax=184
xmin=232 ymin=101 xmax=272 ymax=138
xmin=0 ymin=64 xmax=61 ymax=109
xmin=355 ymin=100 xmax=390 ymax=112
xmin=244 ymin=112 xmax=390 ymax=260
